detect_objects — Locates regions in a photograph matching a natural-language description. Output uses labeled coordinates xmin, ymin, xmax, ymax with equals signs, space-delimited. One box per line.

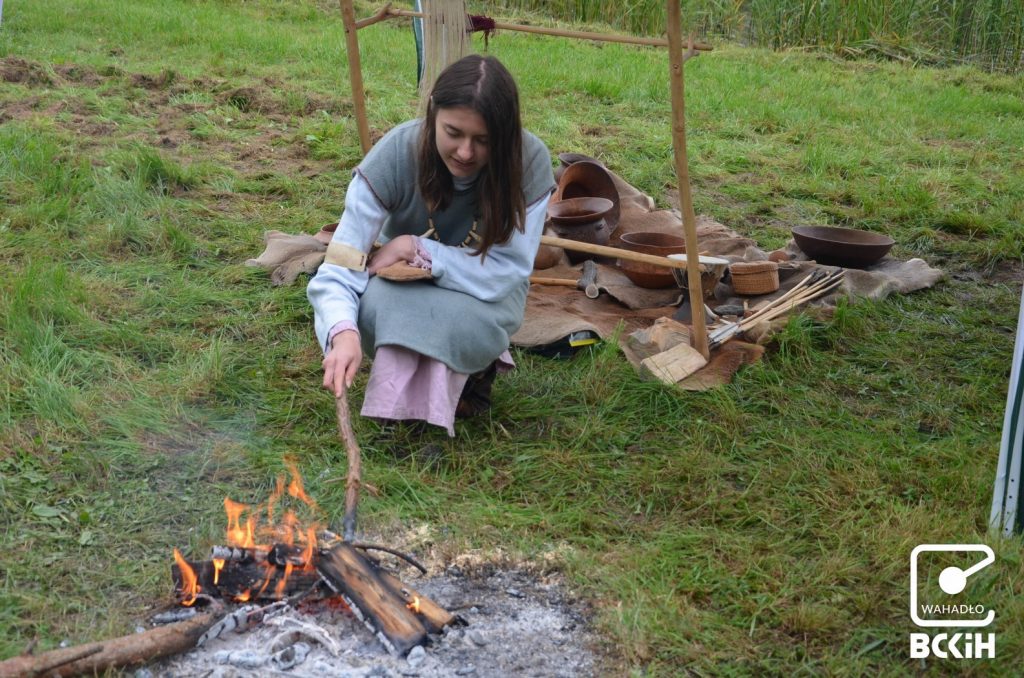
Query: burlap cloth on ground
xmin=512 ymin=167 xmax=944 ymax=387
xmin=245 ymin=169 xmax=943 ymax=389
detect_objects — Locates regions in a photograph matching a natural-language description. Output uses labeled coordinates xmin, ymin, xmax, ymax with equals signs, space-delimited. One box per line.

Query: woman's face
xmin=434 ymin=106 xmax=489 ymax=177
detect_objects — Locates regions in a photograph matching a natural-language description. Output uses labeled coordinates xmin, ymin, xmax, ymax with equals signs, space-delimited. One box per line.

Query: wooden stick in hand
xmin=335 ymin=389 xmax=361 ymax=542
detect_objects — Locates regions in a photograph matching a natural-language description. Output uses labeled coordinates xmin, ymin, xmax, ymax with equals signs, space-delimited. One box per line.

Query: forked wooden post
xmin=666 ymin=1 xmax=709 ymax=359
xmin=339 ymin=0 xmax=372 ymax=154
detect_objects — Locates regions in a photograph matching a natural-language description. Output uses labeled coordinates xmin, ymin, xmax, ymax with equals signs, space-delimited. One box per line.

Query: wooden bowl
xmin=616 ymin=232 xmax=686 ymax=288
xmin=547 ymin=197 xmax=614 ymax=226
xmin=792 ymin=225 xmax=895 ymax=268
xmin=558 ymin=152 xmax=603 ymax=168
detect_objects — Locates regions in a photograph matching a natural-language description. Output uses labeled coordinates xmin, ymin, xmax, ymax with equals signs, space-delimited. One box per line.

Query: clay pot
xmin=533 ymin=232 xmax=564 ymax=270
xmin=616 ymin=231 xmax=686 ymax=289
xmin=554 ymin=161 xmax=620 ymax=231
xmin=547 ymin=197 xmax=613 ymax=264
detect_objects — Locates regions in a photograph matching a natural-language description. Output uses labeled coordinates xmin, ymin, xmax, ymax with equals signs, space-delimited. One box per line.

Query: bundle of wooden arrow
xmin=708 ymin=268 xmax=846 ymax=349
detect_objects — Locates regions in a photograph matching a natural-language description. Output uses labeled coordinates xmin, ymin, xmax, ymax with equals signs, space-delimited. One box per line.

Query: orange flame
xmin=407 ymin=596 xmax=421 ymax=614
xmin=173 ymin=548 xmax=200 ymax=606
xmin=300 ymin=526 xmax=317 ymax=571
xmin=285 ymin=458 xmax=318 ymax=511
xmin=225 ymin=498 xmax=256 ymax=548
xmin=280 ymin=510 xmax=298 ymax=546
xmin=275 ymin=562 xmax=294 ymax=599
xmin=212 ymin=558 xmax=225 ymax=585
xmin=236 ymin=590 xmax=251 ymax=603
xmin=267 ymin=475 xmax=284 ymax=524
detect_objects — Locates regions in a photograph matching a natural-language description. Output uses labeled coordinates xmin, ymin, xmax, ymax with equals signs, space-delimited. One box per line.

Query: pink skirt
xmin=361 ymin=346 xmax=514 ymax=436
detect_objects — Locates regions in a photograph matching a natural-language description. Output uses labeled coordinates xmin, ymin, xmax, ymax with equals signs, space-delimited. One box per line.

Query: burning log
xmin=377 ymin=570 xmax=459 ymax=634
xmin=316 ymin=542 xmax=427 ymax=655
xmin=0 ymin=603 xmax=222 ymax=678
xmin=172 ymin=558 xmax=321 ymax=602
xmin=210 ymin=544 xmax=308 ymax=567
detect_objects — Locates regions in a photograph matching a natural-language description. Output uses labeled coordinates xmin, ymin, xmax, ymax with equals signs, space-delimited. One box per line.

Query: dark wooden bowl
xmin=547 ymin=197 xmax=614 ymax=226
xmin=792 ymin=225 xmax=895 ymax=268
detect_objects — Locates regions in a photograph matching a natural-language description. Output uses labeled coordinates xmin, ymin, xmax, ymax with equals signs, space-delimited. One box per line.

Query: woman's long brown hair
xmin=417 ymin=55 xmax=524 ymax=259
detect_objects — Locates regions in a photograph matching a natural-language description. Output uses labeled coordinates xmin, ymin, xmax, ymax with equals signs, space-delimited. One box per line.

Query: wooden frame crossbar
xmin=337 ymin=0 xmax=711 ymax=357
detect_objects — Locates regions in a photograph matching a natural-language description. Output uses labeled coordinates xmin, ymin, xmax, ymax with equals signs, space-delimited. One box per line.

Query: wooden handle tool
xmin=539 ymin=235 xmax=691 ymax=270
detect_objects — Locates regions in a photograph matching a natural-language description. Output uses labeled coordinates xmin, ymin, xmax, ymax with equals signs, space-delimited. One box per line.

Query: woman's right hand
xmin=322 ymin=330 xmax=362 ymax=396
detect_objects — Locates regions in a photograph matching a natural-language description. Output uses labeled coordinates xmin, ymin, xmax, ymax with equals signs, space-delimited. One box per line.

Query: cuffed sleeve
xmin=306 ymin=174 xmax=387 ymax=352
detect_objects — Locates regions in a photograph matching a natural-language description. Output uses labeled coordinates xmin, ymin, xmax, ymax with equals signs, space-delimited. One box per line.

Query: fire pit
xmin=152 ymin=564 xmax=599 ymax=677
xmin=166 ymin=460 xmax=456 ymax=658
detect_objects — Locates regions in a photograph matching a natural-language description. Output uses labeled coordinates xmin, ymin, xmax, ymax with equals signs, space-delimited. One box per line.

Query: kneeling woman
xmin=307 ymin=55 xmax=555 ymax=434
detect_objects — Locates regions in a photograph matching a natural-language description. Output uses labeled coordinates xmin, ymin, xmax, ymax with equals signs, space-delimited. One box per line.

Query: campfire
xmin=169 ymin=459 xmax=458 ymax=656
xmin=171 ymin=459 xmax=326 ymax=609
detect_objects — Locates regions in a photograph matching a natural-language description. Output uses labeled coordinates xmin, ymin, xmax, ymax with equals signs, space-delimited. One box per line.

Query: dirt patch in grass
xmin=0 ymin=56 xmax=53 ymax=85
xmin=0 ymin=95 xmax=44 ymax=124
xmin=53 ymin=63 xmax=103 ymax=86
xmin=989 ymin=259 xmax=1024 ymax=284
xmin=139 ymin=420 xmax=227 ymax=459
xmin=3 ymin=58 xmax=347 ymax=181
xmin=922 ymin=137 xmax=978 ymax=151
xmin=220 ymin=86 xmax=263 ymax=113
xmin=580 ymin=123 xmax=618 ymax=137
xmin=68 ymin=113 xmax=119 ymax=138
xmin=130 ymin=69 xmax=178 ymax=90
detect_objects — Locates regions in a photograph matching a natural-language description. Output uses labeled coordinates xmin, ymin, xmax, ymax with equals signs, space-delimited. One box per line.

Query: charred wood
xmin=316 ymin=543 xmax=427 ymax=656
xmin=172 ymin=559 xmax=320 ymax=602
xmin=210 ymin=544 xmax=308 ymax=567
xmin=377 ymin=570 xmax=459 ymax=634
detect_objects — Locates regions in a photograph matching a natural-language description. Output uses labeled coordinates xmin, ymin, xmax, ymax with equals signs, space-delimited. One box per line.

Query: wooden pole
xmin=339 ymin=0 xmax=372 ymax=154
xmin=361 ymin=6 xmax=713 ymax=52
xmin=665 ymin=2 xmax=709 ymax=359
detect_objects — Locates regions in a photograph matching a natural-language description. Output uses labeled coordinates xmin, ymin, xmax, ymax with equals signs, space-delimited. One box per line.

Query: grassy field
xmin=2 ymin=0 xmax=1023 ymax=674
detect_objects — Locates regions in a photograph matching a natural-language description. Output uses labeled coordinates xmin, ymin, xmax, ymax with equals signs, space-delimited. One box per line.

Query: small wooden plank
xmin=627 ymin=317 xmax=692 ymax=362
xmin=640 ymin=341 xmax=708 ymax=384
xmin=316 ymin=543 xmax=427 ymax=655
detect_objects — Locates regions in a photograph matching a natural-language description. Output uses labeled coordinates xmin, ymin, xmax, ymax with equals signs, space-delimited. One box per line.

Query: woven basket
xmin=730 ymin=261 xmax=779 ymax=295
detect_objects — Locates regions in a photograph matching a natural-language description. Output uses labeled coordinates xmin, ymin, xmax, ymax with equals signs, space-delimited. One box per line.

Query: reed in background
xmin=479 ymin=0 xmax=1024 ymax=71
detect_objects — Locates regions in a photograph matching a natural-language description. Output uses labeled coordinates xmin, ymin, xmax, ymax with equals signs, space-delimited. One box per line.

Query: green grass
xmin=2 ymin=0 xmax=1023 ymax=674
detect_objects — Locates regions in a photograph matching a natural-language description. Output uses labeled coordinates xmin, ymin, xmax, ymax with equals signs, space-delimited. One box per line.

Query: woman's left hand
xmin=368 ymin=235 xmax=416 ymax=275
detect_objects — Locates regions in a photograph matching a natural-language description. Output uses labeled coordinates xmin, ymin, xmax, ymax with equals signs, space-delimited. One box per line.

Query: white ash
xmin=148 ymin=569 xmax=600 ymax=677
